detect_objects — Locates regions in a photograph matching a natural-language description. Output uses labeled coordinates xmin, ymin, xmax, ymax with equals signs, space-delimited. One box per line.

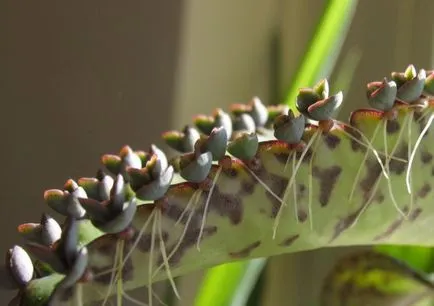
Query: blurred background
xmin=2 ymin=0 xmax=434 ymax=305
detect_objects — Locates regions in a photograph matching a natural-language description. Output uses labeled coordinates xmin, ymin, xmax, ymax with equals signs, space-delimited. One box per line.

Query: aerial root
xmin=407 ymin=111 xmax=414 ymax=214
xmin=101 ymin=207 xmax=161 ymax=306
xmin=414 ymin=105 xmax=432 ymax=123
xmin=116 ymin=240 xmax=125 ymax=306
xmin=348 ymin=121 xmax=383 ymax=210
xmin=156 ymin=210 xmax=180 ymax=300
xmin=73 ymin=284 xmax=84 ymax=306
xmin=343 ymin=123 xmax=390 ymax=180
xmin=243 ymin=165 xmax=285 ymax=206
xmin=342 ymin=124 xmax=406 ymax=163
xmin=271 ymin=152 xmax=295 ymax=240
xmin=350 ymin=112 xmax=415 ymax=226
xmin=383 ymin=114 xmax=409 ymax=218
xmin=174 ymin=190 xmax=201 ymax=227
xmin=283 ymin=150 xmax=292 ymax=172
xmin=116 ymin=188 xmax=201 ymax=297
xmin=348 ymin=122 xmax=384 ymax=228
xmin=152 ymin=191 xmax=199 ymax=279
xmin=88 ymin=108 xmax=432 ymax=304
xmin=351 ymin=174 xmax=383 ymax=227
xmin=197 ymin=167 xmax=221 ymax=251
xmin=95 ymin=209 xmax=156 ymax=286
xmin=122 ymin=210 xmax=157 ymax=268
xmin=406 ymin=113 xmax=434 ymax=195
xmin=120 ymin=285 xmax=168 ymax=306
xmin=243 ymin=159 xmax=286 ymax=239
xmin=292 ymin=154 xmax=298 ymax=223
xmin=281 ymin=151 xmax=303 ymax=223
xmin=121 ymin=291 xmax=149 ymax=306
xmin=272 ymin=132 xmax=319 ymax=239
xmin=308 ymin=130 xmax=322 ymax=230
xmin=148 ymin=211 xmax=157 ymax=306
xmin=101 ymin=240 xmax=121 ymax=306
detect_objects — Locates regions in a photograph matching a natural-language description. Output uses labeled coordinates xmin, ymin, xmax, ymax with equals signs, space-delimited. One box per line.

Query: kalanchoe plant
xmin=3 ymin=65 xmax=434 ymax=305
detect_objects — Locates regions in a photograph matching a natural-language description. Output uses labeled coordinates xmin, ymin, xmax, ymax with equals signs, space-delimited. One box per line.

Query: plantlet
xmin=3 ymin=65 xmax=434 ymax=305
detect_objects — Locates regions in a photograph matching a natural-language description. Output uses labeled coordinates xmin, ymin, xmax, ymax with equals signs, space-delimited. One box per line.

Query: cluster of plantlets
xmin=3 ymin=65 xmax=434 ymax=305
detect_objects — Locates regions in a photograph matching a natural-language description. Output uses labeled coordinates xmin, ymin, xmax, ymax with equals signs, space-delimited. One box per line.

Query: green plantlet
xmin=3 ymin=65 xmax=434 ymax=305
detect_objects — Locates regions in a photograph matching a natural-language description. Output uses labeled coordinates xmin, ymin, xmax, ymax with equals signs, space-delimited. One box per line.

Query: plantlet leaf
xmin=6 ymin=65 xmax=434 ymax=306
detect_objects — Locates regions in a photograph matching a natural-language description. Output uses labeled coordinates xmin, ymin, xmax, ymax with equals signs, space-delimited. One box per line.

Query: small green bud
xmin=313 ymin=79 xmax=329 ymax=99
xmin=273 ymin=110 xmax=306 ymax=144
xmin=233 ymin=113 xmax=256 ymax=134
xmin=296 ymin=88 xmax=321 ymax=116
xmin=199 ymin=127 xmax=228 ymax=161
xmin=404 ymin=64 xmax=416 ymax=80
xmin=392 ymin=65 xmax=426 ymax=102
xmin=248 ymin=97 xmax=268 ymax=127
xmin=179 ymin=151 xmax=213 ymax=183
xmin=228 ymin=132 xmax=259 ymax=160
xmin=307 ymin=91 xmax=343 ymax=121
xmin=366 ymin=79 xmax=397 ymax=111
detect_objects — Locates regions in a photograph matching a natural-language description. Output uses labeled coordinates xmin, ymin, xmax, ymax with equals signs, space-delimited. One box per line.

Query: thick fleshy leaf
xmin=179 ymin=151 xmax=213 ymax=182
xmin=228 ymin=132 xmax=259 ymax=161
xmin=249 ymin=97 xmax=268 ymax=127
xmin=6 ymin=246 xmax=34 ymax=288
xmin=21 ymin=274 xmax=64 ymax=306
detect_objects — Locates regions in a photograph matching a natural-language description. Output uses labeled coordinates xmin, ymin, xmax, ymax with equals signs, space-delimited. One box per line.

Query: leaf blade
xmin=194 ymin=0 xmax=359 ymax=305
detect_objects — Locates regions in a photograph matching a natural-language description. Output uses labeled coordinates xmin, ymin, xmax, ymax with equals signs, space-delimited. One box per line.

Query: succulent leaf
xmin=296 ymin=88 xmax=322 ymax=115
xmin=313 ymin=78 xmax=329 ymax=99
xmin=132 ymin=165 xmax=174 ymax=200
xmin=265 ymin=104 xmax=290 ymax=128
xmin=4 ymin=66 xmax=434 ymax=306
xmin=56 ymin=218 xmax=79 ymax=268
xmin=196 ymin=126 xmax=228 ymax=161
xmin=248 ymin=96 xmax=268 ymax=127
xmin=273 ymin=110 xmax=306 ymax=143
xmin=78 ymin=170 xmax=113 ymax=202
xmin=119 ymin=145 xmax=142 ymax=170
xmin=56 ymin=247 xmax=88 ymax=289
xmin=366 ymin=79 xmax=397 ymax=111
xmin=77 ymin=198 xmax=110 ymax=224
xmin=392 ymin=65 xmax=427 ymax=102
xmin=233 ymin=113 xmax=256 ymax=133
xmin=93 ymin=198 xmax=137 ymax=234
xmin=24 ymin=243 xmax=65 ymax=274
xmin=179 ymin=151 xmax=213 ymax=183
xmin=307 ymin=91 xmax=343 ymax=121
xmin=6 ymin=246 xmax=34 ymax=288
xmin=162 ymin=125 xmax=200 ymax=153
xmin=227 ymin=132 xmax=259 ymax=161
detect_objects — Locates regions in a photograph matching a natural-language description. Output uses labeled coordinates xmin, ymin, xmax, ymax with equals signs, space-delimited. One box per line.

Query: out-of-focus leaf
xmin=320 ymin=250 xmax=434 ymax=306
xmin=375 ymin=245 xmax=434 ymax=274
xmin=194 ymin=261 xmax=250 ymax=306
xmin=284 ymin=0 xmax=359 ymax=109
xmin=230 ymin=259 xmax=266 ymax=306
xmin=194 ymin=259 xmax=266 ymax=306
xmin=331 ymin=47 xmax=362 ymax=96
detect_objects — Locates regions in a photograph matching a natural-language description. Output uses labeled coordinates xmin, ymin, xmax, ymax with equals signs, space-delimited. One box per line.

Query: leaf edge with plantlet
xmin=3 ymin=65 xmax=434 ymax=306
